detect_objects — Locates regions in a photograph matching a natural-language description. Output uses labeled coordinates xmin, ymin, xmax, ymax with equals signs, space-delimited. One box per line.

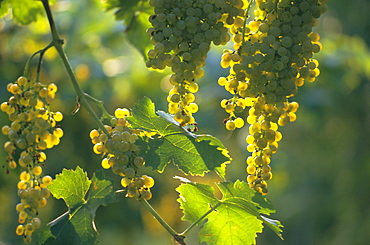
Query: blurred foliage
xmin=0 ymin=0 xmax=370 ymax=245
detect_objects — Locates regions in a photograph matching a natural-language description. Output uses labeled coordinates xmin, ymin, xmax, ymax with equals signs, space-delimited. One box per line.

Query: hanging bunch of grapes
xmin=218 ymin=0 xmax=328 ymax=194
xmin=90 ymin=108 xmax=155 ymax=200
xmin=1 ymin=76 xmax=63 ymax=243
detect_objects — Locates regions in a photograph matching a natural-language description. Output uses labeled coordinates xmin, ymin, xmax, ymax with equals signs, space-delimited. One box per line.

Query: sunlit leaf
xmin=127 ymin=97 xmax=231 ymax=176
xmin=0 ymin=0 xmax=56 ymax=24
xmin=47 ymin=166 xmax=90 ymax=208
xmin=38 ymin=168 xmax=118 ymax=245
xmin=176 ymin=179 xmax=283 ymax=245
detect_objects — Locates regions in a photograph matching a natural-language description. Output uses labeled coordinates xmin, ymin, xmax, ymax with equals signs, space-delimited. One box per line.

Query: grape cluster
xmin=90 ymin=108 xmax=155 ymax=200
xmin=147 ymin=0 xmax=245 ymax=127
xmin=218 ymin=0 xmax=328 ymax=194
xmin=1 ymin=76 xmax=63 ymax=243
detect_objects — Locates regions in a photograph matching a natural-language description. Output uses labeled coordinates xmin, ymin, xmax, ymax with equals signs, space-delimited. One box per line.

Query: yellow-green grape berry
xmin=8 ymin=160 xmax=17 ymax=169
xmin=225 ymin=120 xmax=236 ymax=131
xmin=246 ymin=165 xmax=256 ymax=175
xmin=121 ymin=177 xmax=131 ymax=187
xmin=32 ymin=166 xmax=43 ymax=176
xmin=186 ymin=103 xmax=199 ymax=113
xmin=142 ymin=175 xmax=155 ymax=188
xmin=20 ymin=171 xmax=30 ymax=182
xmin=48 ymin=83 xmax=58 ymax=93
xmin=234 ymin=117 xmax=245 ymax=128
xmin=188 ymin=82 xmax=199 ymax=93
xmin=53 ymin=128 xmax=64 ymax=138
xmin=126 ymin=183 xmax=137 ymax=198
xmin=134 ymin=177 xmax=145 ymax=188
xmin=15 ymin=225 xmax=24 ymax=236
xmin=93 ymin=143 xmax=105 ymax=154
xmin=17 ymin=181 xmax=27 ymax=190
xmin=225 ymin=103 xmax=234 ymax=113
xmin=263 ymin=172 xmax=273 ymax=181
xmin=247 ymin=174 xmax=257 ymax=184
xmin=133 ymin=157 xmax=145 ymax=168
xmin=89 ymin=129 xmax=100 ymax=139
xmin=174 ymin=112 xmax=183 ymax=123
xmin=32 ymin=217 xmax=41 ymax=230
xmin=17 ymin=76 xmax=28 ymax=86
xmin=101 ymin=158 xmax=110 ymax=169
xmin=169 ymin=94 xmax=181 ymax=103
xmin=124 ymin=168 xmax=135 ymax=178
xmin=54 ymin=111 xmax=63 ymax=121
xmin=23 ymin=236 xmax=32 ymax=244
xmin=141 ymin=190 xmax=152 ymax=200
xmin=16 ymin=203 xmax=25 ymax=212
xmin=42 ymin=175 xmax=53 ymax=186
xmin=25 ymin=223 xmax=34 ymax=233
xmin=29 ymin=188 xmax=40 ymax=199
xmin=40 ymin=188 xmax=51 ymax=198
xmin=115 ymin=108 xmax=130 ymax=118
xmin=19 ymin=211 xmax=28 ymax=220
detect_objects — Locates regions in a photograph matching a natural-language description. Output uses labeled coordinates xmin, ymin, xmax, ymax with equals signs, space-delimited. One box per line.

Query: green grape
xmin=142 ymin=175 xmax=155 ymax=188
xmin=225 ymin=120 xmax=236 ymax=131
xmin=140 ymin=190 xmax=153 ymax=200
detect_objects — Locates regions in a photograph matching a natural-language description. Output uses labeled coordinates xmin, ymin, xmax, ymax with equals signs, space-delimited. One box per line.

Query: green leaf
xmin=0 ymin=0 xmax=10 ymax=18
xmin=5 ymin=0 xmax=44 ymax=25
xmin=47 ymin=166 xmax=91 ymax=208
xmin=0 ymin=0 xmax=56 ymax=24
xmin=176 ymin=179 xmax=283 ymax=245
xmin=124 ymin=11 xmax=152 ymax=59
xmin=102 ymin=0 xmax=153 ymax=58
xmin=38 ymin=168 xmax=118 ymax=245
xmin=127 ymin=97 xmax=231 ymax=176
xmin=176 ymin=181 xmax=219 ymax=222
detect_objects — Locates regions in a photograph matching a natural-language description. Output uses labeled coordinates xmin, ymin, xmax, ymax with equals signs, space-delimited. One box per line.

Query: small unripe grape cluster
xmin=90 ymin=108 xmax=155 ymax=200
xmin=218 ymin=0 xmax=328 ymax=194
xmin=147 ymin=0 xmax=245 ymax=127
xmin=0 ymin=76 xmax=62 ymax=242
xmin=121 ymin=174 xmax=155 ymax=200
xmin=15 ymin=175 xmax=52 ymax=243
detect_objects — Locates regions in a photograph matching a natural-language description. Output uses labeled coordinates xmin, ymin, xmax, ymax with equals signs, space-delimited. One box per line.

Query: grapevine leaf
xmin=2 ymin=0 xmax=43 ymax=25
xmin=102 ymin=0 xmax=152 ymax=58
xmin=176 ymin=179 xmax=283 ymax=245
xmin=38 ymin=168 xmax=118 ymax=245
xmin=124 ymin=11 xmax=152 ymax=58
xmin=127 ymin=97 xmax=231 ymax=176
xmin=0 ymin=0 xmax=56 ymax=24
xmin=47 ymin=166 xmax=91 ymax=208
xmin=176 ymin=181 xmax=219 ymax=222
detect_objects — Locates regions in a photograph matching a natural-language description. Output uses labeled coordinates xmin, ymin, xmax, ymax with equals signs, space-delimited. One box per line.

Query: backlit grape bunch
xmin=146 ymin=0 xmax=245 ymax=127
xmin=90 ymin=108 xmax=155 ymax=200
xmin=218 ymin=0 xmax=328 ymax=194
xmin=1 ymin=76 xmax=63 ymax=243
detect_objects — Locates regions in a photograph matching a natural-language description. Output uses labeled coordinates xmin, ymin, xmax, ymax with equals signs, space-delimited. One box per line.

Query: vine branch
xmin=41 ymin=0 xmax=110 ymax=136
xmin=139 ymin=199 xmax=186 ymax=245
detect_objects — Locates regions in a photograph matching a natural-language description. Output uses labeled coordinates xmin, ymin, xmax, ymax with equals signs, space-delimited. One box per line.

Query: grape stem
xmin=139 ymin=199 xmax=186 ymax=245
xmin=23 ymin=42 xmax=54 ymax=80
xmin=84 ymin=93 xmax=114 ymax=121
xmin=40 ymin=0 xmax=110 ymax=136
xmin=242 ymin=0 xmax=255 ymax=46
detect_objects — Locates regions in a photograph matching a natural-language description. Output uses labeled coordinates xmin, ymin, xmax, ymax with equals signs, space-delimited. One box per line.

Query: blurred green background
xmin=0 ymin=0 xmax=369 ymax=244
